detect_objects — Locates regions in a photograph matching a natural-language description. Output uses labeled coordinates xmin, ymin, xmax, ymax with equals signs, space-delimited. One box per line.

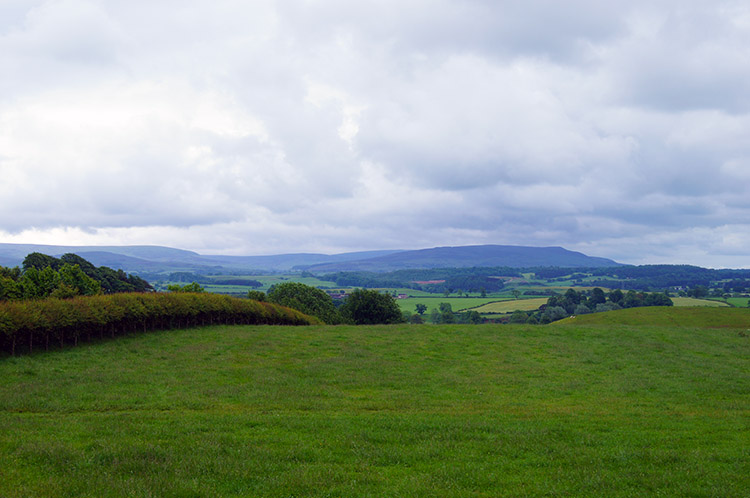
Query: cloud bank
xmin=1 ymin=0 xmax=749 ymax=267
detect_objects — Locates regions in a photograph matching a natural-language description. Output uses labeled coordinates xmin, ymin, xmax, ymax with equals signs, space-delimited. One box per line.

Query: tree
xmin=509 ymin=310 xmax=528 ymax=323
xmin=415 ymin=303 xmax=427 ymax=315
xmin=438 ymin=302 xmax=455 ymax=324
xmin=589 ymin=287 xmax=606 ymax=306
xmin=511 ymin=289 xmax=521 ymax=300
xmin=466 ymin=310 xmax=482 ymax=324
xmin=167 ymin=282 xmax=205 ymax=293
xmin=339 ymin=288 xmax=403 ymax=325
xmin=267 ymin=282 xmax=340 ymax=324
xmin=22 ymin=253 xmax=62 ymax=272
xmin=247 ymin=290 xmax=266 ymax=302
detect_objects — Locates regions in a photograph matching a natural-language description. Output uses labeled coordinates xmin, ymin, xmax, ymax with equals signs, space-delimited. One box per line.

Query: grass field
xmin=726 ymin=297 xmax=750 ymax=307
xmin=471 ymin=297 xmax=549 ymax=313
xmin=1 ymin=311 xmax=748 ymax=496
xmin=671 ymin=297 xmax=731 ymax=307
xmin=396 ymin=296 xmax=508 ymax=313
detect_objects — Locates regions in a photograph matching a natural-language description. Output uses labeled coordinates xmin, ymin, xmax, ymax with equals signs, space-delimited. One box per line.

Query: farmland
xmin=1 ymin=308 xmax=748 ymax=497
xmin=470 ymin=297 xmax=549 ymax=313
xmin=670 ymin=297 xmax=731 ymax=307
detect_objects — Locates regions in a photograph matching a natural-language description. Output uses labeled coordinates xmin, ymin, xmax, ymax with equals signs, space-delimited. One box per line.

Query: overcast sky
xmin=1 ymin=0 xmax=749 ymax=267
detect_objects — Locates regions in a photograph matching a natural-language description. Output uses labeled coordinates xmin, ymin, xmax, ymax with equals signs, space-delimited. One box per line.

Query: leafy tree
xmin=22 ymin=253 xmax=62 ymax=272
xmin=541 ymin=306 xmax=568 ymax=323
xmin=608 ymin=289 xmax=624 ymax=305
xmin=267 ymin=282 xmax=340 ymax=324
xmin=574 ymin=303 xmax=591 ymax=315
xmin=57 ymin=264 xmax=101 ymax=296
xmin=339 ymin=288 xmax=403 ymax=325
xmin=415 ymin=303 xmax=427 ymax=315
xmin=590 ymin=287 xmax=606 ymax=307
xmin=247 ymin=290 xmax=266 ymax=301
xmin=438 ymin=302 xmax=455 ymax=324
xmin=167 ymin=282 xmax=205 ymax=293
xmin=509 ymin=310 xmax=528 ymax=323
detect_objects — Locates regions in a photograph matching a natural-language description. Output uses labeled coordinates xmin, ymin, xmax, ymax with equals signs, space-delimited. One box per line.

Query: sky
xmin=1 ymin=0 xmax=749 ymax=267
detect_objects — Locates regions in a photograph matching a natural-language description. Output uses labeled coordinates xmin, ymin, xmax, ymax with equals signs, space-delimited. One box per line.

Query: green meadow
xmin=1 ymin=308 xmax=748 ymax=497
xmin=670 ymin=297 xmax=730 ymax=307
xmin=396 ymin=296 xmax=509 ymax=313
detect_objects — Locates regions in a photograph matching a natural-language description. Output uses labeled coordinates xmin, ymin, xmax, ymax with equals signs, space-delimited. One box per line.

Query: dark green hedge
xmin=0 ymin=292 xmax=320 ymax=356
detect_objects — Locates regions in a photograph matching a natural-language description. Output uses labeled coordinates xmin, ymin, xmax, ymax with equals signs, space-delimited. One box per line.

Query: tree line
xmin=0 ymin=292 xmax=319 ymax=356
xmin=507 ymin=288 xmax=674 ymax=324
xmin=252 ymin=282 xmax=404 ymax=325
xmin=1 ymin=252 xmax=152 ymax=301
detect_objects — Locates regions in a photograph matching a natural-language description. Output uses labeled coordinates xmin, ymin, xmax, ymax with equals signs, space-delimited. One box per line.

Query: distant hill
xmin=301 ymin=245 xmax=622 ymax=272
xmin=0 ymin=243 xmax=620 ymax=274
xmin=0 ymin=243 xmax=403 ymax=273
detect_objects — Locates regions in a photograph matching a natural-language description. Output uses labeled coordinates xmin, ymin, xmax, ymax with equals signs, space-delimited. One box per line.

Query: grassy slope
xmin=396 ymin=296 xmax=508 ymax=313
xmin=472 ymin=297 xmax=549 ymax=313
xmin=1 ymin=312 xmax=748 ymax=497
xmin=671 ymin=297 xmax=730 ymax=307
xmin=561 ymin=306 xmax=750 ymax=328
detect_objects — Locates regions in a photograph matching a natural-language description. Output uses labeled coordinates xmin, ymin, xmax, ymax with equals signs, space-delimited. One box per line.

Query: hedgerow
xmin=0 ymin=293 xmax=320 ymax=356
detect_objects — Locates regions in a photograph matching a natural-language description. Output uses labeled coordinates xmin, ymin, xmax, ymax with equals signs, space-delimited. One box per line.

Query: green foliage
xmin=267 ymin=282 xmax=340 ymax=324
xmin=2 ymin=253 xmax=152 ymax=301
xmin=544 ymin=288 xmax=673 ymax=323
xmin=0 ymin=292 xmax=319 ymax=355
xmin=247 ymin=290 xmax=266 ymax=301
xmin=415 ymin=303 xmax=427 ymax=315
xmin=509 ymin=310 xmax=529 ymax=323
xmin=339 ymin=289 xmax=404 ymax=325
xmin=167 ymin=282 xmax=205 ymax=293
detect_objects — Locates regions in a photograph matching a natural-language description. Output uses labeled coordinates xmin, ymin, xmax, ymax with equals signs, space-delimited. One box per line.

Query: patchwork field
xmin=471 ymin=297 xmax=549 ymax=313
xmin=1 ymin=309 xmax=748 ymax=497
xmin=670 ymin=297 xmax=731 ymax=307
xmin=396 ymin=296 xmax=509 ymax=313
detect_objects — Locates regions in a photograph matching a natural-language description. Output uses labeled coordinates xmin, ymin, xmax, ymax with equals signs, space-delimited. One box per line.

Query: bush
xmin=0 ymin=293 xmax=320 ymax=356
xmin=267 ymin=282 xmax=340 ymax=324
xmin=339 ymin=289 xmax=404 ymax=325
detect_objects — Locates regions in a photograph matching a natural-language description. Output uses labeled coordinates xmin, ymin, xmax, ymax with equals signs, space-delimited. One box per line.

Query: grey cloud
xmin=1 ymin=0 xmax=750 ymax=267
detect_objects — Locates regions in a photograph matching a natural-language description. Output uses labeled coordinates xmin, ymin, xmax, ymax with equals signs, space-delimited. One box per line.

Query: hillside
xmin=303 ymin=245 xmax=622 ymax=272
xmin=556 ymin=306 xmax=750 ymax=328
xmin=1 ymin=320 xmax=747 ymax=496
xmin=0 ymin=243 xmax=619 ymax=274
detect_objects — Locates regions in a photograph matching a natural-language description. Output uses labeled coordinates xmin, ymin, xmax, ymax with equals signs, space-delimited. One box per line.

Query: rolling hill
xmin=301 ymin=245 xmax=622 ymax=272
xmin=0 ymin=243 xmax=620 ymax=274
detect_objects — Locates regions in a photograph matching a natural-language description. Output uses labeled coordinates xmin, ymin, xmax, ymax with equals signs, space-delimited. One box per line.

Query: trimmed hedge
xmin=0 ymin=292 xmax=321 ymax=356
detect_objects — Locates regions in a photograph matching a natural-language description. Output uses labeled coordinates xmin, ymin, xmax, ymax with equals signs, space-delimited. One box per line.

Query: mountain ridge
xmin=0 ymin=243 xmax=621 ymax=273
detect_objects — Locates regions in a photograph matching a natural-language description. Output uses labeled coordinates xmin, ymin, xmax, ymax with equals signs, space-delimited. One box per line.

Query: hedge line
xmin=0 ymin=292 xmax=321 ymax=356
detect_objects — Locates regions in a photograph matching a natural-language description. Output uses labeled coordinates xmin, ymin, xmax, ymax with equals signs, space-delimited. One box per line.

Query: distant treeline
xmin=507 ymin=288 xmax=674 ymax=324
xmin=165 ymin=272 xmax=262 ymax=287
xmin=0 ymin=292 xmax=319 ymax=356
xmin=0 ymin=252 xmax=152 ymax=301
xmin=323 ymin=265 xmax=750 ymax=293
xmin=588 ymin=265 xmax=750 ymax=291
xmin=323 ymin=267 xmax=521 ymax=293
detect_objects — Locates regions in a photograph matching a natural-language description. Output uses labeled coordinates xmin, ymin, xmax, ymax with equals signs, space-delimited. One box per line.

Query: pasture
xmin=396 ymin=296 xmax=508 ymax=313
xmin=670 ymin=297 xmax=730 ymax=307
xmin=471 ymin=297 xmax=549 ymax=313
xmin=1 ymin=309 xmax=748 ymax=496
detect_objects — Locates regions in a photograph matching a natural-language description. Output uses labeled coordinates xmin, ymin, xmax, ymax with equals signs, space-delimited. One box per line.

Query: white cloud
xmin=0 ymin=0 xmax=749 ymax=267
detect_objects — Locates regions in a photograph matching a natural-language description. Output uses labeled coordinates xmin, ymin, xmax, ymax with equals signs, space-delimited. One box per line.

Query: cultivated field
xmin=670 ymin=297 xmax=730 ymax=307
xmin=471 ymin=297 xmax=549 ymax=313
xmin=1 ymin=309 xmax=748 ymax=496
xmin=396 ymin=296 xmax=508 ymax=313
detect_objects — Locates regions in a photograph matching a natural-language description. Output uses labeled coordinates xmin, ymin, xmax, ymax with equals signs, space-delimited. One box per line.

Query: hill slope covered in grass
xmin=557 ymin=306 xmax=750 ymax=328
xmin=1 ymin=312 xmax=747 ymax=496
